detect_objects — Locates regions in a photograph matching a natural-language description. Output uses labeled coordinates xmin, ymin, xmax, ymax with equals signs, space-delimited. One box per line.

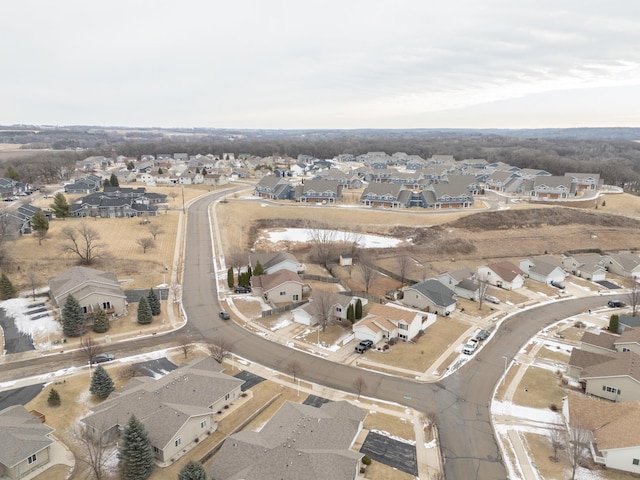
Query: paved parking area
xmin=360 ymin=431 xmax=418 ymax=476
xmin=234 ymin=371 xmax=265 ymax=391
xmin=133 ymin=358 xmax=178 ymax=377
xmin=595 ymin=280 xmax=620 ymax=289
xmin=302 ymin=394 xmax=331 ymax=408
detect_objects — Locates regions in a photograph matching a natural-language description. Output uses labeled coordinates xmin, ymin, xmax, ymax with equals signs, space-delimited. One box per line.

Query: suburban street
xmin=0 ymin=190 xmax=613 ymax=480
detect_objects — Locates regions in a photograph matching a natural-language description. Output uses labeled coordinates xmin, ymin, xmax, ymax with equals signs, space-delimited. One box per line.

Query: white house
xmin=562 ymin=253 xmax=607 ymax=281
xmin=353 ymin=303 xmax=435 ymax=344
xmin=477 ymin=262 xmax=525 ymax=290
xmin=249 ymin=252 xmax=305 ymax=275
xmin=564 ymin=394 xmax=640 ymax=474
xmin=519 ymin=256 xmax=567 ymax=285
xmin=292 ymin=293 xmax=365 ymax=326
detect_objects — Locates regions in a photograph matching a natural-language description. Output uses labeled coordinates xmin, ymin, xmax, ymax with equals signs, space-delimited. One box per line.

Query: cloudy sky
xmin=2 ymin=1 xmax=640 ymax=129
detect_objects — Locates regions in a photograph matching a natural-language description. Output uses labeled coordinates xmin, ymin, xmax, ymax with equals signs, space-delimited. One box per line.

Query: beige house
xmin=81 ymin=357 xmax=244 ymax=465
xmin=477 ymin=261 xmax=525 ymax=290
xmin=251 ymin=270 xmax=304 ymax=305
xmin=353 ymin=303 xmax=435 ymax=344
xmin=48 ymin=266 xmax=127 ymax=316
xmin=0 ymin=406 xmax=55 ymax=480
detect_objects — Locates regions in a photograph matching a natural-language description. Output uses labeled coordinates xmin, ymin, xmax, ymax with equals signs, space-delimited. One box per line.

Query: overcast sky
xmin=2 ymin=1 xmax=640 ymax=129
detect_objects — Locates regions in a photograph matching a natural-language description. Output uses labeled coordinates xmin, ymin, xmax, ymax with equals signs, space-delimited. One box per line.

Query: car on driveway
xmin=463 ymin=342 xmax=477 ymax=355
xmin=355 ymin=339 xmax=374 ymax=353
xmin=92 ymin=353 xmax=115 ymax=364
xmin=608 ymin=300 xmax=625 ymax=308
xmin=219 ymin=310 xmax=230 ymax=320
xmin=485 ymin=295 xmax=500 ymax=304
xmin=475 ymin=329 xmax=490 ymax=341
xmin=233 ymin=285 xmax=251 ymax=293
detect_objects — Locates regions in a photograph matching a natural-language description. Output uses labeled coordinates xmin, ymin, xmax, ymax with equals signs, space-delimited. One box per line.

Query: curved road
xmin=0 ymin=191 xmax=610 ymax=479
xmin=182 ymin=192 xmax=608 ymax=480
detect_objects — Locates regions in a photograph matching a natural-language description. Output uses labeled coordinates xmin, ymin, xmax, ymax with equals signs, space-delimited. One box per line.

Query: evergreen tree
xmin=247 ymin=265 xmax=252 ymax=277
xmin=51 ymin=193 xmax=70 ymax=219
xmin=5 ymin=166 xmax=20 ymax=181
xmin=110 ymin=173 xmax=119 ymax=187
xmin=127 ymin=161 xmax=135 ymax=171
xmin=92 ymin=306 xmax=111 ymax=333
xmin=90 ymin=365 xmax=115 ymax=399
xmin=178 ymin=461 xmax=207 ymax=480
xmin=347 ymin=303 xmax=355 ymax=324
xmin=158 ymin=167 xmax=163 ymax=174
xmin=62 ymin=294 xmax=85 ymax=336
xmin=253 ymin=261 xmax=264 ymax=276
xmin=227 ymin=267 xmax=234 ymax=288
xmin=31 ymin=209 xmax=49 ymax=244
xmin=119 ymin=415 xmax=155 ymax=480
xmin=147 ymin=288 xmax=161 ymax=316
xmin=137 ymin=296 xmax=153 ymax=324
xmin=355 ymin=298 xmax=363 ymax=319
xmin=0 ymin=273 xmax=17 ymax=300
xmin=201 ymin=167 xmax=207 ymax=175
xmin=103 ymin=178 xmax=111 ymax=188
xmin=609 ymin=314 xmax=619 ymax=333
xmin=47 ymin=388 xmax=61 ymax=406
xmin=195 ymin=167 xmax=200 ymax=174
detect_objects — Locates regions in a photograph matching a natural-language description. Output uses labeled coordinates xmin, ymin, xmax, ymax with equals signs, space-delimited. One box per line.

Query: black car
xmin=233 ymin=285 xmax=251 ymax=294
xmin=355 ymin=339 xmax=374 ymax=353
xmin=219 ymin=310 xmax=231 ymax=320
xmin=92 ymin=353 xmax=115 ymax=364
xmin=608 ymin=300 xmax=625 ymax=308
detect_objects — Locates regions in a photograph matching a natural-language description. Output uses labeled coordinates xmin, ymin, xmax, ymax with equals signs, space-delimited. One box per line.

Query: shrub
xmin=361 ymin=455 xmax=372 ymax=466
xmin=47 ymin=388 xmax=61 ymax=406
xmin=574 ymin=320 xmax=586 ymax=329
xmin=549 ymin=403 xmax=559 ymax=412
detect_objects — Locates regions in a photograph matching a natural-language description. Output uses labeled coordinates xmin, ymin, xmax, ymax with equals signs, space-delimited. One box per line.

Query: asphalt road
xmin=0 ymin=190 xmax=612 ymax=480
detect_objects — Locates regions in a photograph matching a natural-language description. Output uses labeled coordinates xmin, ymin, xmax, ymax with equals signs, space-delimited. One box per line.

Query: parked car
xmin=462 ymin=342 xmax=477 ymax=355
xmin=550 ymin=280 xmax=565 ymax=290
xmin=475 ymin=329 xmax=490 ymax=341
xmin=355 ymin=339 xmax=374 ymax=353
xmin=484 ymin=295 xmax=500 ymax=304
xmin=219 ymin=310 xmax=231 ymax=320
xmin=92 ymin=353 xmax=115 ymax=364
xmin=233 ymin=285 xmax=251 ymax=294
xmin=608 ymin=300 xmax=625 ymax=308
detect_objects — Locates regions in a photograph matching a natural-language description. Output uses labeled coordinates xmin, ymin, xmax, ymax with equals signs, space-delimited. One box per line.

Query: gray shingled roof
xmin=0 ymin=405 xmax=54 ymax=468
xmin=209 ymin=400 xmax=364 ymax=480
xmin=48 ymin=266 xmax=125 ymax=308
xmin=406 ymin=279 xmax=456 ymax=308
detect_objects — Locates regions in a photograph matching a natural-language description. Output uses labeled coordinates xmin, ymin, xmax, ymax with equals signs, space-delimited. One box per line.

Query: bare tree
xmin=81 ymin=336 xmax=102 ymax=367
xmin=307 ymin=220 xmax=337 ymax=268
xmin=358 ymin=258 xmax=380 ymax=294
xmin=288 ymin=359 xmax=303 ymax=382
xmin=168 ymin=191 xmax=178 ymax=207
xmin=226 ymin=248 xmax=247 ymax=278
xmin=568 ymin=421 xmax=590 ymax=480
xmin=33 ymin=228 xmax=48 ymax=245
xmin=179 ymin=336 xmax=193 ymax=359
xmin=0 ymin=214 xmax=18 ymax=242
xmin=27 ymin=270 xmax=39 ymax=301
xmin=136 ymin=237 xmax=156 ymax=253
xmin=169 ymin=280 xmax=182 ymax=304
xmin=550 ymin=428 xmax=565 ymax=462
xmin=352 ymin=376 xmax=367 ymax=400
xmin=396 ymin=252 xmax=411 ymax=286
xmin=148 ymin=224 xmax=164 ymax=240
xmin=424 ymin=412 xmax=439 ymax=441
xmin=628 ymin=281 xmax=640 ymax=317
xmin=477 ymin=276 xmax=490 ymax=310
xmin=208 ymin=337 xmax=232 ymax=364
xmin=74 ymin=424 xmax=114 ymax=480
xmin=60 ymin=223 xmax=105 ymax=265
xmin=310 ymin=290 xmax=339 ymax=332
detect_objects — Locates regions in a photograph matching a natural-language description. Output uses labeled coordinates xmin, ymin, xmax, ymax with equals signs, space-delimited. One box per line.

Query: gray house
xmin=209 ymin=400 xmax=365 ymax=480
xmin=402 ymin=279 xmax=456 ymax=315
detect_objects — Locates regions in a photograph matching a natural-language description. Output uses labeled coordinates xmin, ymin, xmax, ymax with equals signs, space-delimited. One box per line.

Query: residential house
xmin=253 ymin=175 xmax=292 ymax=200
xmin=484 ymin=171 xmax=523 ymax=193
xmin=249 ymin=252 xmax=304 ymax=275
xmin=580 ymin=351 xmax=640 ymax=402
xmin=251 ymin=270 xmax=304 ymax=305
xmin=209 ymin=400 xmax=365 ymax=480
xmin=564 ymin=172 xmax=601 ymax=190
xmin=602 ymin=253 xmax=640 ymax=280
xmin=564 ymin=394 xmax=640 ymax=474
xmin=566 ymin=348 xmax=615 ymax=380
xmin=562 ymin=253 xmax=607 ymax=281
xmin=293 ymin=179 xmax=343 ymax=203
xmin=48 ymin=266 xmax=127 ymax=317
xmin=477 ymin=262 xmax=525 ymax=290
xmin=618 ymin=315 xmax=640 ymax=334
xmin=528 ymin=175 xmax=576 ymax=199
xmin=81 ymin=356 xmax=244 ymax=464
xmin=437 ymin=267 xmax=481 ymax=300
xmin=202 ymin=173 xmax=229 ymax=187
xmin=401 ymin=279 xmax=456 ymax=315
xmin=421 ymin=176 xmax=475 ymax=208
xmin=353 ymin=303 xmax=435 ymax=343
xmin=292 ymin=292 xmax=363 ymax=326
xmin=0 ymin=405 xmax=56 ymax=480
xmin=64 ymin=174 xmax=103 ymax=194
xmin=519 ymin=256 xmax=567 ymax=285
xmin=359 ymin=183 xmax=411 ymax=208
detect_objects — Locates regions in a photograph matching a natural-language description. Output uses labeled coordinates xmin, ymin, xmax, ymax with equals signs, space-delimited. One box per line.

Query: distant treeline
xmin=1 ymin=127 xmax=640 ymax=189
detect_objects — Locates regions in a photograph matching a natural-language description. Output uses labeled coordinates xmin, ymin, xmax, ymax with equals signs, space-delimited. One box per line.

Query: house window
xmin=602 ymin=385 xmax=621 ymax=394
xmin=82 ymin=305 xmax=89 ymax=314
xmin=399 ymin=323 xmax=408 ymax=330
xmin=225 ymin=393 xmax=230 ymax=401
xmin=27 ymin=454 xmax=37 ymax=464
xmin=623 ymin=347 xmax=631 ymax=352
xmin=634 ymin=458 xmax=640 ymax=466
xmin=280 ymin=291 xmax=286 ymax=296
xmin=102 ymin=301 xmax=111 ymax=310
xmin=200 ymin=419 xmax=207 ymax=428
xmin=175 ymin=438 xmax=181 ymax=447
xmin=153 ymin=446 xmax=160 ymax=454
xmin=293 ymin=294 xmax=299 ymax=301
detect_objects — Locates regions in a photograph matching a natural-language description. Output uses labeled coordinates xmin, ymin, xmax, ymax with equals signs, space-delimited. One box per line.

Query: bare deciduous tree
xmin=358 ymin=257 xmax=380 ymax=294
xmin=81 ymin=336 xmax=102 ymax=367
xmin=628 ymin=281 xmax=640 ymax=317
xmin=476 ymin=275 xmax=490 ymax=310
xmin=423 ymin=412 xmax=439 ymax=441
xmin=136 ymin=237 xmax=156 ymax=253
xmin=352 ymin=376 xmax=367 ymax=400
xmin=208 ymin=337 xmax=232 ymax=364
xmin=168 ymin=191 xmax=178 ymax=207
xmin=550 ymin=428 xmax=565 ymax=462
xmin=396 ymin=252 xmax=411 ymax=287
xmin=226 ymin=248 xmax=247 ymax=278
xmin=179 ymin=336 xmax=193 ymax=359
xmin=568 ymin=421 xmax=590 ymax=480
xmin=148 ymin=224 xmax=164 ymax=240
xmin=310 ymin=290 xmax=339 ymax=332
xmin=307 ymin=220 xmax=337 ymax=268
xmin=74 ymin=424 xmax=114 ymax=480
xmin=60 ymin=223 xmax=105 ymax=265
xmin=288 ymin=360 xmax=303 ymax=382
xmin=27 ymin=270 xmax=39 ymax=301
xmin=169 ymin=280 xmax=182 ymax=304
